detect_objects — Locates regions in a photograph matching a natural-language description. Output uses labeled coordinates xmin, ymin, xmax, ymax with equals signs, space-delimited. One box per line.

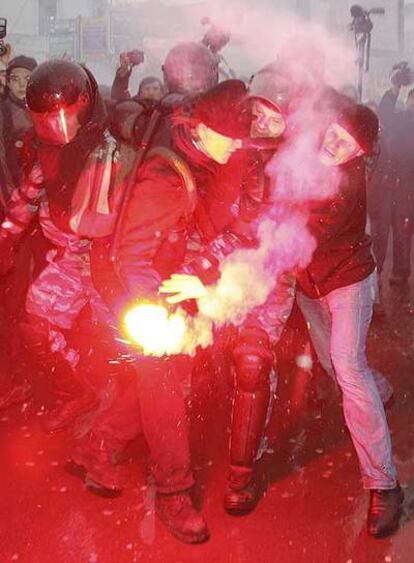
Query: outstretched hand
xmin=159 ymin=274 xmax=207 ymax=304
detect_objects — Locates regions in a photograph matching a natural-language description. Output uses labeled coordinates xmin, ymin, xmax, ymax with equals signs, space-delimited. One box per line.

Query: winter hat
xmin=192 ymin=79 xmax=249 ymax=138
xmin=337 ymin=104 xmax=379 ymax=153
xmin=138 ymin=76 xmax=164 ymax=93
xmin=248 ymin=62 xmax=291 ymax=113
xmin=6 ymin=55 xmax=37 ymax=76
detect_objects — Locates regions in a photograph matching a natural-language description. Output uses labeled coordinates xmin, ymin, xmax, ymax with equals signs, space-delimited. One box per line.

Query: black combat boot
xmin=155 ymin=491 xmax=210 ymax=544
xmin=367 ymin=484 xmax=404 ymax=537
xmin=71 ymin=432 xmax=125 ymax=491
xmin=224 ymin=465 xmax=258 ymax=515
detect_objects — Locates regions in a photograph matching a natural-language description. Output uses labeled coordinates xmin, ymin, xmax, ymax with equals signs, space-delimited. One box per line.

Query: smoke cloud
xmin=168 ymin=9 xmax=352 ymax=356
xmin=120 ymin=2 xmax=357 ymax=356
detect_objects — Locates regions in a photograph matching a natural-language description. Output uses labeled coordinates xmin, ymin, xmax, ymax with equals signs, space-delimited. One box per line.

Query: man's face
xmin=250 ymin=100 xmax=286 ymax=139
xmin=319 ymin=122 xmax=363 ymax=167
xmin=7 ymin=67 xmax=32 ymax=100
xmin=139 ymin=80 xmax=163 ymax=102
xmin=195 ymin=122 xmax=241 ymax=164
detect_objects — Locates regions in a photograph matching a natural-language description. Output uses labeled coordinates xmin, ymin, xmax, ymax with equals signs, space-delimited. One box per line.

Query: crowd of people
xmin=0 ymin=34 xmax=410 ymax=545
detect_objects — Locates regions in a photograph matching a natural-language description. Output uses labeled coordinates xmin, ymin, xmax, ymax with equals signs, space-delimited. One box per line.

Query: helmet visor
xmin=29 ymin=97 xmax=85 ymax=145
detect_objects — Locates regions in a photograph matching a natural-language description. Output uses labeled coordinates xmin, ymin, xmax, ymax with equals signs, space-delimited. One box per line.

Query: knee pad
xmin=234 ymin=352 xmax=272 ymax=393
xmin=234 ymin=326 xmax=272 ymax=357
xmin=233 ymin=327 xmax=273 ymax=393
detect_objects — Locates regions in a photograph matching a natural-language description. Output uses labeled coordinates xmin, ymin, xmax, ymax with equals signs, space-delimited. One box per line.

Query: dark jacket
xmin=0 ymin=81 xmax=112 ymax=273
xmin=379 ymin=89 xmax=414 ymax=188
xmin=36 ymin=73 xmax=108 ymax=234
xmin=111 ymin=68 xmax=132 ymax=101
xmin=90 ymin=150 xmax=196 ymax=313
xmin=180 ymin=149 xmax=269 ymax=284
xmin=0 ymin=94 xmax=35 ymax=205
xmin=90 ymin=124 xmax=257 ymax=310
xmin=110 ymin=69 xmax=157 ymax=108
xmin=296 ymin=157 xmax=375 ymax=298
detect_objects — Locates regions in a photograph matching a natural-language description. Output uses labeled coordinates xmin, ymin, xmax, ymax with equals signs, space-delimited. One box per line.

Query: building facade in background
xmin=0 ymin=0 xmax=412 ymax=99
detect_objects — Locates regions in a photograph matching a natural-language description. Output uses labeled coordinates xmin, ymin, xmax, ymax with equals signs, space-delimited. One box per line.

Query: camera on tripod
xmin=350 ymin=5 xmax=385 ymax=36
xmin=201 ymin=17 xmax=230 ymax=55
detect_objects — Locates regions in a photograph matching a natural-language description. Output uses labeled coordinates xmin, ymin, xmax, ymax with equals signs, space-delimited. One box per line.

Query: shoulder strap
xmin=146 ymin=146 xmax=197 ymax=214
xmin=110 ymin=108 xmax=162 ymax=265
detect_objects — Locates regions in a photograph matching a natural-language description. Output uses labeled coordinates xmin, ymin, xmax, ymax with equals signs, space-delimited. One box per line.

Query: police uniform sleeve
xmin=0 ymin=167 xmax=43 ymax=275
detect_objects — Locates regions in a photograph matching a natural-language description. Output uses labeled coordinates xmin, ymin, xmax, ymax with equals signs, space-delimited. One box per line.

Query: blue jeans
xmin=297 ymin=272 xmax=397 ymax=489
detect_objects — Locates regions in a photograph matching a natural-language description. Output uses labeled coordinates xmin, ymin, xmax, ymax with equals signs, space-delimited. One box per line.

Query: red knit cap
xmin=192 ymin=79 xmax=249 ymax=138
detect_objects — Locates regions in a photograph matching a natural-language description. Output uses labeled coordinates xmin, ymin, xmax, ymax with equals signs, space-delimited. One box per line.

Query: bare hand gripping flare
xmin=124 ymin=213 xmax=316 ymax=358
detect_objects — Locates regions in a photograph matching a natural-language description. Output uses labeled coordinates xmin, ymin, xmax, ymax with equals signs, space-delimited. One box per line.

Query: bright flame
xmin=124 ymin=304 xmax=187 ymax=357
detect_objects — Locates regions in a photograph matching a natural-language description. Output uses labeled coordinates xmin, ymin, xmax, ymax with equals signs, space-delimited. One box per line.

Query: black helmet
xmin=27 ymin=60 xmax=94 ymax=145
xmin=163 ymin=42 xmax=218 ymax=95
xmin=27 ymin=59 xmax=93 ymax=113
xmin=248 ymin=63 xmax=292 ymax=114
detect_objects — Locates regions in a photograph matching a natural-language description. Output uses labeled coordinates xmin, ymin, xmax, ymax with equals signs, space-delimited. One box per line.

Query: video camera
xmin=0 ymin=18 xmax=7 ymax=57
xmin=201 ymin=17 xmax=230 ymax=55
xmin=350 ymin=5 xmax=384 ymax=35
xmin=126 ymin=49 xmax=144 ymax=67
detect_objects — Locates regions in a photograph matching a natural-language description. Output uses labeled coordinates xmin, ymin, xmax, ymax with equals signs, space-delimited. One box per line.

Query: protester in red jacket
xmin=77 ymin=79 xmax=249 ymax=544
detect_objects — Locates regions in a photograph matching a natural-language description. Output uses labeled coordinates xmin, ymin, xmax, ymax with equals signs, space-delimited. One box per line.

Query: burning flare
xmin=123 ymin=303 xmax=187 ymax=357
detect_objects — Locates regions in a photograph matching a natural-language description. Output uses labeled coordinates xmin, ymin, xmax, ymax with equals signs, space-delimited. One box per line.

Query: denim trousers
xmin=297 ymin=272 xmax=397 ymax=489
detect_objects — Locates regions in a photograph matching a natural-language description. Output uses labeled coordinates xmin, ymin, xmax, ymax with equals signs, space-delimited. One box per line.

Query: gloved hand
xmin=159 ymin=273 xmax=208 ymax=304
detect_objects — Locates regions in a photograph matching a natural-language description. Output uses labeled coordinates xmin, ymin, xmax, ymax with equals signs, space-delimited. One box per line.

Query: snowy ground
xmin=0 ymin=269 xmax=413 ymax=563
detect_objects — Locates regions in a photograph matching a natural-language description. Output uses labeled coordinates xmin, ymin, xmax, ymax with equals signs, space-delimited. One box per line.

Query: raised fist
xmin=118 ymin=52 xmax=132 ymax=78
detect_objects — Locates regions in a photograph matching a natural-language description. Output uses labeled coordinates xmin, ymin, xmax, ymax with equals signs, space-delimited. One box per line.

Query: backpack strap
xmin=110 ymin=108 xmax=162 ymax=265
xmin=145 ymin=146 xmax=197 ymax=214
